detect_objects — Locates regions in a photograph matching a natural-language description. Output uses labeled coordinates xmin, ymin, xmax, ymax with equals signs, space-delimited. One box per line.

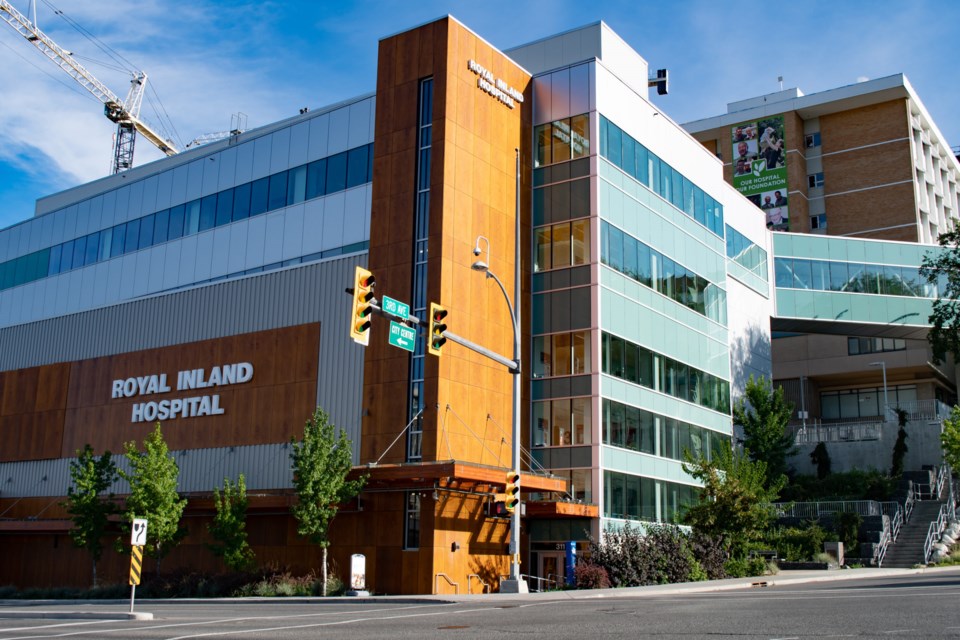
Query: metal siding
xmin=0 ymin=256 xmax=367 ymax=464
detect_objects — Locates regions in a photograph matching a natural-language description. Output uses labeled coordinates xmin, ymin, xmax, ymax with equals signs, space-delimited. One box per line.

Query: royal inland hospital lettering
xmin=111 ymin=362 xmax=254 ymax=424
xmin=467 ymin=59 xmax=524 ymax=109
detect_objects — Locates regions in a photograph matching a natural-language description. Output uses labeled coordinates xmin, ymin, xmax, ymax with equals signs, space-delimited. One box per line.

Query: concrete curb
xmin=0 ymin=611 xmax=153 ymax=621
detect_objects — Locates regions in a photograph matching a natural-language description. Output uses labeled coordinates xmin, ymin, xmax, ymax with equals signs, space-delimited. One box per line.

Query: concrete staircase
xmin=882 ymin=499 xmax=944 ymax=568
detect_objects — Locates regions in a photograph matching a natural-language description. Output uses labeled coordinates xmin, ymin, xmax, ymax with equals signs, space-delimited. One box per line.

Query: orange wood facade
xmin=0 ymin=324 xmax=320 ymax=462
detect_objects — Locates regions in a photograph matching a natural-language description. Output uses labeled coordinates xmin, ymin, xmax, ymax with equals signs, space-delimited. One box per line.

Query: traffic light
xmin=427 ymin=302 xmax=448 ymax=356
xmin=350 ymin=266 xmax=376 ymax=345
xmin=504 ymin=470 xmax=520 ymax=513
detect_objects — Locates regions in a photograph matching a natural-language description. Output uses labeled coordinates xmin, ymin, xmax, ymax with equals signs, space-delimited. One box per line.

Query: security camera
xmin=473 ymin=246 xmax=482 ymax=256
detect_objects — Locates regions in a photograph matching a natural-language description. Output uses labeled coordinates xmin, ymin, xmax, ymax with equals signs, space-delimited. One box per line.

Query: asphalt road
xmin=3 ymin=569 xmax=960 ymax=639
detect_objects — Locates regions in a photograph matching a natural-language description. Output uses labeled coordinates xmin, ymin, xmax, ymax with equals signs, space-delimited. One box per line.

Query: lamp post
xmin=470 ymin=150 xmax=524 ymax=592
xmin=868 ymin=361 xmax=889 ymax=421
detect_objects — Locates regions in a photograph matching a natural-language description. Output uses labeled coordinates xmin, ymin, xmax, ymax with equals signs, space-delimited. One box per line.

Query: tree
xmin=942 ymin=406 xmax=960 ymax=472
xmin=733 ymin=375 xmax=796 ymax=488
xmin=810 ymin=442 xmax=831 ymax=480
xmin=891 ymin=408 xmax=909 ymax=478
xmin=207 ymin=475 xmax=255 ymax=572
xmin=920 ymin=230 xmax=960 ymax=364
xmin=119 ymin=424 xmax=188 ymax=575
xmin=62 ymin=445 xmax=119 ymax=587
xmin=682 ymin=442 xmax=785 ymax=561
xmin=290 ymin=407 xmax=366 ymax=596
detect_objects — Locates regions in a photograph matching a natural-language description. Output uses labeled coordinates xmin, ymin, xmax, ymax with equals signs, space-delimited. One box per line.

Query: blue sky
xmin=0 ymin=0 xmax=957 ymax=232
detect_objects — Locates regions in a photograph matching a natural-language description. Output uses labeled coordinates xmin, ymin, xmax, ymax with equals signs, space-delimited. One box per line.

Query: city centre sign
xmin=111 ymin=362 xmax=254 ymax=424
xmin=467 ymin=59 xmax=524 ymax=109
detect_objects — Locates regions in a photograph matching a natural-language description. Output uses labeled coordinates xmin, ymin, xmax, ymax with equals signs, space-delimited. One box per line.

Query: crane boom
xmin=0 ymin=0 xmax=178 ymax=173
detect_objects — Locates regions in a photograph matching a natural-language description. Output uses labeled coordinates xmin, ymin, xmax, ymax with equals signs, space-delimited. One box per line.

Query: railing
xmin=876 ymin=527 xmax=892 ymax=567
xmin=923 ymin=504 xmax=950 ymax=564
xmin=881 ymin=502 xmax=904 ymax=541
xmin=935 ymin=464 xmax=948 ymax=500
xmin=547 ymin=573 xmax=565 ymax=589
xmin=791 ymin=421 xmax=881 ymax=444
xmin=890 ymin=399 xmax=953 ymax=422
xmin=434 ymin=573 xmax=459 ymax=595
xmin=776 ymin=500 xmax=882 ymax=519
xmin=466 ymin=574 xmax=489 ymax=595
xmin=903 ymin=485 xmax=916 ymax=522
xmin=521 ymin=573 xmax=557 ymax=593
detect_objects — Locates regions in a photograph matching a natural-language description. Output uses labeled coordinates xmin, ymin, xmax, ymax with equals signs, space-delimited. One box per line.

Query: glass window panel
xmin=84 ymin=232 xmax=100 ymax=265
xmin=608 ymin=226 xmax=623 ymax=272
xmin=636 ymin=242 xmax=651 ymax=288
xmin=552 ymin=399 xmax=572 ymax=446
xmin=623 ymin=340 xmax=638 ymax=383
xmin=250 ymin=177 xmax=269 ymax=216
xmin=110 ymin=226 xmax=125 ymax=258
xmin=624 ymin=404 xmax=639 ymax=450
xmin=637 ymin=346 xmax=654 ymax=388
xmin=608 ymin=400 xmax=624 ymax=448
xmin=232 ymin=183 xmax=251 ymax=221
xmin=675 ymin=362 xmax=689 ymax=401
xmin=99 ymin=228 xmax=112 ymax=261
xmin=661 ymin=256 xmax=675 ymax=299
xmin=791 ymin=259 xmax=812 ymax=289
xmin=683 ymin=176 xmax=695 ymax=216
xmin=534 ymin=227 xmax=551 ymax=272
xmin=533 ymin=402 xmax=548 ymax=447
xmin=306 ymin=158 xmax=327 ymax=199
xmin=821 ymin=393 xmax=840 ymax=419
xmin=72 ymin=235 xmax=86 ymax=267
xmin=671 ymin=166 xmax=684 ymax=210
xmin=199 ymin=195 xmax=217 ymax=231
xmin=659 ymin=161 xmax=672 ymax=202
xmin=138 ymin=214 xmax=155 ymax=248
xmin=551 ymin=119 xmax=572 ymax=163
xmin=124 ymin=219 xmax=140 ymax=253
xmin=572 ymin=398 xmax=591 ymax=445
xmin=860 ymin=390 xmax=880 ymax=418
xmin=153 ymin=209 xmax=169 ymax=243
xmin=215 ymin=189 xmax=234 ymax=227
xmin=606 ymin=121 xmax=621 ymax=166
xmin=572 ymin=331 xmax=590 ymax=375
xmin=882 ymin=265 xmax=903 ymax=296
xmin=600 ymin=221 xmax=609 ymax=267
xmin=571 ymin=219 xmax=589 ymax=265
xmin=599 ymin=116 xmax=608 ymax=157
xmin=639 ymin=409 xmax=655 ymax=455
xmin=650 ymin=155 xmax=661 ymax=195
xmin=185 ymin=200 xmax=201 ymax=235
xmin=570 ymin=114 xmax=589 ymax=159
xmin=838 ymin=391 xmax=859 ymax=420
xmin=48 ymin=244 xmax=62 ymax=275
xmin=635 ymin=142 xmax=649 ymax=186
xmin=621 ymin=134 xmax=636 ymax=178
xmin=326 ymin=152 xmax=347 ymax=193
xmin=622 ymin=233 xmax=638 ymax=280
xmin=829 ymin=261 xmax=848 ymax=291
xmin=346 ymin=147 xmax=368 ymax=189
xmin=694 ymin=188 xmax=705 ymax=226
xmin=553 ymin=332 xmax=572 ymax=376
xmin=810 ymin=260 xmax=829 ymax=291
xmin=60 ymin=240 xmax=75 ymax=271
xmin=608 ymin=334 xmax=624 ymax=378
xmin=533 ymin=336 xmax=551 ymax=378
xmin=268 ymin=171 xmax=288 ymax=210
xmin=552 ymin=223 xmax=571 ymax=268
xmin=535 ymin=123 xmax=551 ymax=167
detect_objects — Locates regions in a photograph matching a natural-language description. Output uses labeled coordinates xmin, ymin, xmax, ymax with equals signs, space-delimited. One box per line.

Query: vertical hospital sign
xmin=731 ymin=114 xmax=789 ymax=230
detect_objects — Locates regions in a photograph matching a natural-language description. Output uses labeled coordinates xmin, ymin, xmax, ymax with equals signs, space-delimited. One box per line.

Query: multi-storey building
xmin=684 ymin=77 xmax=960 ymax=470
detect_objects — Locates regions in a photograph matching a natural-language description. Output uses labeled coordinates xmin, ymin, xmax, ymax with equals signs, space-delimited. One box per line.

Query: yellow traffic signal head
xmin=350 ymin=266 xmax=376 ymax=345
xmin=428 ymin=302 xmax=448 ymax=356
xmin=505 ymin=470 xmax=520 ymax=512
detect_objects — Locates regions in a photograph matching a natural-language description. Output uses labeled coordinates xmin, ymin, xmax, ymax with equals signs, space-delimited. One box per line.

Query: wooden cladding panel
xmin=0 ymin=363 xmax=69 ymax=462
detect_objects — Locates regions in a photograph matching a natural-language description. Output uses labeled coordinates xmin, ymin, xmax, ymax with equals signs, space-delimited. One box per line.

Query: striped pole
xmin=129 ymin=545 xmax=143 ymax=613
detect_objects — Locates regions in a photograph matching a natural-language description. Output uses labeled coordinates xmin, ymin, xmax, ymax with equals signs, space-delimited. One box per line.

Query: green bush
xmin=834 ymin=511 xmax=862 ymax=555
xmin=767 ymin=521 xmax=827 ymax=562
xmin=780 ymin=470 xmax=895 ymax=502
xmin=587 ymin=524 xmax=705 ymax=587
xmin=723 ymin=555 xmax=768 ymax=578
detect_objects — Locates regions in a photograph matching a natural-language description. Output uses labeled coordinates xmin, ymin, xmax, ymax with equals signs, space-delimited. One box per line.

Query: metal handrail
xmin=434 ymin=573 xmax=459 ymax=595
xmin=521 ymin=573 xmax=557 ymax=593
xmin=922 ymin=504 xmax=950 ymax=564
xmin=876 ymin=528 xmax=892 ymax=567
xmin=935 ymin=465 xmax=948 ymax=499
xmin=880 ymin=502 xmax=903 ymax=541
xmin=775 ymin=500 xmax=882 ymax=518
xmin=546 ymin=572 xmax=565 ymax=590
xmin=903 ymin=485 xmax=916 ymax=522
xmin=466 ymin=574 xmax=489 ymax=595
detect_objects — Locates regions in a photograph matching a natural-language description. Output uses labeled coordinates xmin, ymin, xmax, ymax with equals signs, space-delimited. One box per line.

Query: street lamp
xmin=471 ymin=149 xmax=524 ymax=593
xmin=868 ymin=361 xmax=889 ymax=421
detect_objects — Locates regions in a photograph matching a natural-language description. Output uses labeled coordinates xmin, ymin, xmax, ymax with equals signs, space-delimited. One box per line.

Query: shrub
xmin=574 ymin=563 xmax=610 ymax=589
xmin=768 ymin=521 xmax=827 ymax=562
xmin=834 ymin=511 xmax=862 ymax=555
xmin=587 ymin=523 xmax=703 ymax=587
xmin=689 ymin=533 xmax=727 ymax=580
xmin=723 ymin=555 xmax=768 ymax=578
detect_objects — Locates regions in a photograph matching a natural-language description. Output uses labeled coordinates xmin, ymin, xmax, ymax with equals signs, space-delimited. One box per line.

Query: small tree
xmin=119 ymin=423 xmax=188 ymax=576
xmin=891 ymin=408 xmax=909 ymax=478
xmin=290 ymin=408 xmax=366 ymax=596
xmin=207 ymin=474 xmax=255 ymax=572
xmin=941 ymin=406 xmax=960 ymax=471
xmin=920 ymin=230 xmax=960 ymax=364
xmin=682 ymin=442 xmax=785 ymax=561
xmin=734 ymin=375 xmax=796 ymax=489
xmin=62 ymin=445 xmax=119 ymax=587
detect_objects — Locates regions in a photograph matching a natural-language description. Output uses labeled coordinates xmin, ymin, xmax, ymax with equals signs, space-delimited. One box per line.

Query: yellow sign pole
xmin=129 ymin=544 xmax=143 ymax=613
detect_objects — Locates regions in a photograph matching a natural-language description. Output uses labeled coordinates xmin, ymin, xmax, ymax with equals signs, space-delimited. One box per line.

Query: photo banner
xmin=731 ymin=115 xmax=789 ymax=230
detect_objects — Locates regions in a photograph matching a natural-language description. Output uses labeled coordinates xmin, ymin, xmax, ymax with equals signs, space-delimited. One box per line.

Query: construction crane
xmin=0 ymin=0 xmax=178 ymax=174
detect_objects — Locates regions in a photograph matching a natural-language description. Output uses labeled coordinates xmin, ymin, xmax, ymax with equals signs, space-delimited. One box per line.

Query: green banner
xmin=731 ymin=115 xmax=790 ymax=230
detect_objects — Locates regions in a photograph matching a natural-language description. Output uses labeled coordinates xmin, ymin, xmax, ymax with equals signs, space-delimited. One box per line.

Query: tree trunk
xmin=156 ymin=544 xmax=162 ymax=577
xmin=92 ymin=559 xmax=98 ymax=588
xmin=322 ymin=546 xmax=328 ymax=597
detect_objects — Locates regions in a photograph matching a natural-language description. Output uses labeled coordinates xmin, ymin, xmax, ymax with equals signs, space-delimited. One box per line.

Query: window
xmin=532 ymin=398 xmax=592 ymax=446
xmin=403 ymin=492 xmax=421 ymax=550
xmin=535 ymin=114 xmax=591 ymax=167
xmin=805 ymin=132 xmax=822 ymax=148
xmin=534 ymin=220 xmax=590 ymax=272
xmin=811 ymin=213 xmax=827 ymax=229
xmin=808 ymin=172 xmax=824 ymax=188
xmin=533 ymin=330 xmax=591 ymax=378
xmin=847 ymin=337 xmax=906 ymax=355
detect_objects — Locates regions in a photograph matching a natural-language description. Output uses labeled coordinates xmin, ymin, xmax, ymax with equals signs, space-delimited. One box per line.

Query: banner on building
xmin=731 ymin=115 xmax=789 ymax=230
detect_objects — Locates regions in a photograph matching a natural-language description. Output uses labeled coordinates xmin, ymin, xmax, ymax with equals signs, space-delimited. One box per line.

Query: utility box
xmin=824 ymin=541 xmax=844 ymax=566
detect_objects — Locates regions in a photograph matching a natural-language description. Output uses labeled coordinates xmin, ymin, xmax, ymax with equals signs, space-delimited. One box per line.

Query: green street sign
xmin=388 ymin=321 xmax=416 ymax=352
xmin=382 ymin=296 xmax=410 ymax=320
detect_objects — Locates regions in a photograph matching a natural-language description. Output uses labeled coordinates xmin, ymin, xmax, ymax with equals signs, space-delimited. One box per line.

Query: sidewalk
xmin=1 ymin=565 xmax=956 ymax=620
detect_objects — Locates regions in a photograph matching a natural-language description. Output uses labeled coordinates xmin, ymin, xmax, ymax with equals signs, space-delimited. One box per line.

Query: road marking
xmin=0 ymin=621 xmax=114 ymax=633
xmin=0 ymin=604 xmax=454 ymax=640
